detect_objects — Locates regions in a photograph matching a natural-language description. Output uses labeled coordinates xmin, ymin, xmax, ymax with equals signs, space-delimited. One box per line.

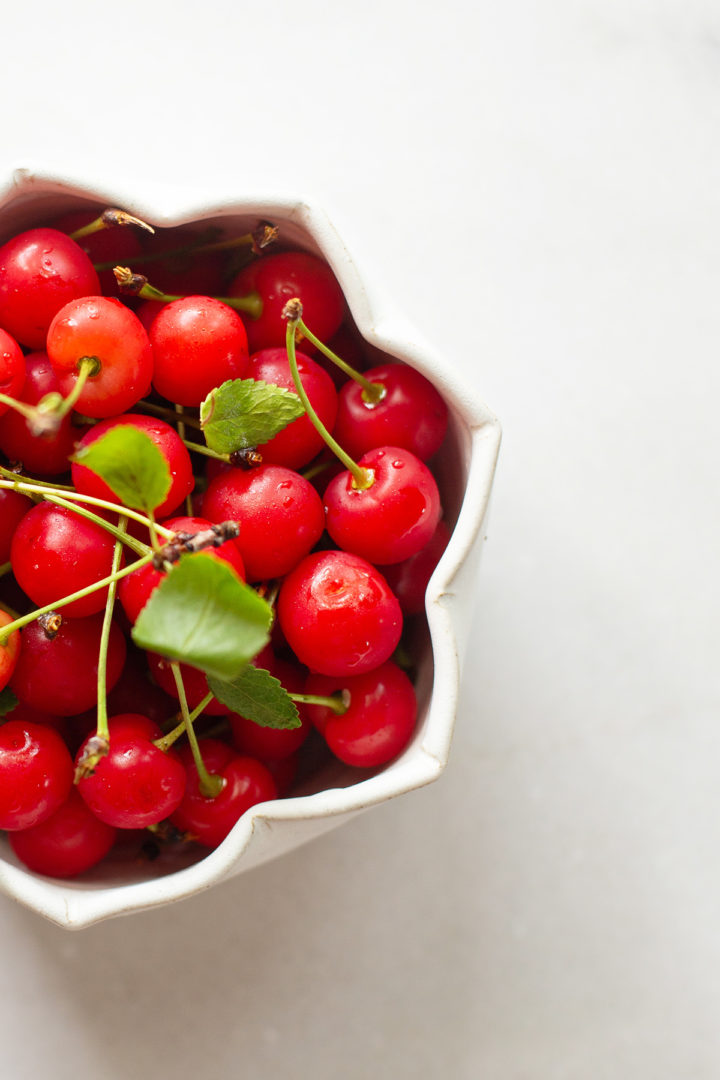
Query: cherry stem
xmin=0 ymin=561 xmax=11 ymax=579
xmin=93 ymin=225 xmax=275 ymax=272
xmin=155 ymin=692 xmax=215 ymax=751
xmin=0 ymin=358 xmax=96 ymax=438
xmin=168 ymin=665 xmax=224 ymax=798
xmin=55 ymin=356 xmax=98 ymax=419
xmin=0 ymin=393 xmax=38 ymax=423
xmin=0 ymin=465 xmax=74 ymax=491
xmin=95 ymin=516 xmax=127 ymax=742
xmin=134 ymin=399 xmax=203 ymax=431
xmin=175 ymin=406 xmax=195 ymax=516
xmin=69 ymin=208 xmax=155 ymax=242
xmin=289 ymin=691 xmax=349 ymax=715
xmin=0 ymin=478 xmax=175 ymax=539
xmin=112 ymin=267 xmax=263 ymax=320
xmin=180 ymin=437 xmax=228 ymax=463
xmin=284 ymin=314 xmax=374 ymax=490
xmin=42 ymin=494 xmax=152 ymax=557
xmin=0 ymin=551 xmax=155 ymax=645
xmin=295 ymin=317 xmax=385 ymax=404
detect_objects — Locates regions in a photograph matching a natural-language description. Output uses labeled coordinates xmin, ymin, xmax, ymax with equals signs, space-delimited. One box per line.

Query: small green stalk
xmin=0 ymin=562 xmax=11 ymax=579
xmin=289 ymin=691 xmax=349 ymax=715
xmin=284 ymin=312 xmax=374 ymax=491
xmin=112 ymin=267 xmax=263 ymax=320
xmin=42 ymin=494 xmax=152 ymax=557
xmin=0 ymin=393 xmax=38 ymax=422
xmin=53 ymin=356 xmax=98 ymax=419
xmin=95 ymin=517 xmax=127 ymax=741
xmin=168 ymin=665 xmax=224 ymax=798
xmin=0 ymin=465 xmax=74 ymax=492
xmin=0 ymin=552 xmax=155 ymax=645
xmin=154 ymin=692 xmax=215 ymax=752
xmin=294 ymin=318 xmax=385 ymax=405
xmin=180 ymin=437 xmax=229 ymax=463
xmin=69 ymin=208 xmax=155 ymax=242
xmin=0 ymin=479 xmax=175 ymax=539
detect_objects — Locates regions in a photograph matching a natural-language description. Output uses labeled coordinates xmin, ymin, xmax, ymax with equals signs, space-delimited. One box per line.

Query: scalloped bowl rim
xmin=0 ymin=169 xmax=501 ymax=927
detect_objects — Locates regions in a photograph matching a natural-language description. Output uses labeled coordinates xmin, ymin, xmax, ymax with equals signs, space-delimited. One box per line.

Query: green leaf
xmin=71 ymin=425 xmax=172 ymax=512
xmin=0 ymin=687 xmax=18 ymax=717
xmin=208 ymin=666 xmax=301 ymax=730
xmin=200 ymin=378 xmax=305 ymax=455
xmin=131 ymin=553 xmax=272 ymax=681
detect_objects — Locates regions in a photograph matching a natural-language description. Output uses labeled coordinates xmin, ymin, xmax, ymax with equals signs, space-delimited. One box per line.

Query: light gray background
xmin=1 ymin=1 xmax=718 ymax=1076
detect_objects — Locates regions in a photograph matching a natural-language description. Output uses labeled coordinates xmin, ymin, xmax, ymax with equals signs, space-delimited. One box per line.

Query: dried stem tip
xmin=38 ymin=612 xmax=63 ymax=639
xmin=101 ymin=208 xmax=155 ymax=234
xmin=113 ymin=266 xmax=148 ymax=294
xmin=73 ymin=734 xmax=110 ymax=782
xmin=251 ymin=221 xmax=279 ymax=254
xmin=152 ymin=521 xmax=241 ymax=569
xmin=282 ymin=297 xmax=303 ymax=322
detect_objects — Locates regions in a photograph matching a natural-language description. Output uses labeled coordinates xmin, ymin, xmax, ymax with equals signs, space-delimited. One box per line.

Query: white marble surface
xmin=0 ymin=0 xmax=719 ymax=1076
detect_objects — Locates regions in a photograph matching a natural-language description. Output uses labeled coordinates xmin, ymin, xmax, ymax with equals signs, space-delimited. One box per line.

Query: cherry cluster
xmin=0 ymin=208 xmax=451 ymax=880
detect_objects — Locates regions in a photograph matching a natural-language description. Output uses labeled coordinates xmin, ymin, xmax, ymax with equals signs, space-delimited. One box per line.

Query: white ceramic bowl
xmin=0 ymin=169 xmax=501 ymax=928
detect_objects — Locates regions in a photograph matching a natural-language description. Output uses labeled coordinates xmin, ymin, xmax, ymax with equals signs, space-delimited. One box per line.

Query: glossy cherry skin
xmin=0 ymin=489 xmax=33 ymax=562
xmin=10 ymin=613 xmax=127 ymax=716
xmin=332 ymin=363 xmax=448 ymax=462
xmin=52 ymin=209 xmax=144 ymax=298
xmin=304 ymin=661 xmax=417 ymax=768
xmin=202 ymin=464 xmax=325 ymax=582
xmin=11 ymin=502 xmax=122 ymax=617
xmin=118 ymin=514 xmax=246 ymax=625
xmin=0 ymin=328 xmax=25 ymax=415
xmin=248 ymin=348 xmax=338 ymax=469
xmin=382 ymin=519 xmax=451 ymax=615
xmin=0 ymin=610 xmax=21 ymax=692
xmin=227 ymin=250 xmax=345 ymax=353
xmin=71 ymin=413 xmax=194 ymax=518
xmin=0 ymin=351 xmax=85 ymax=475
xmin=323 ymin=446 xmax=442 ymax=565
xmin=9 ymin=788 xmax=117 ymax=878
xmin=76 ymin=713 xmax=186 ymax=829
xmin=146 ymin=652 xmax=230 ymax=716
xmin=47 ymin=297 xmax=153 ymax=418
xmin=0 ymin=720 xmax=74 ymax=830
xmin=170 ymin=739 xmax=277 ymax=848
xmin=149 ymin=295 xmax=249 ymax=406
xmin=277 ymin=550 xmax=403 ymax=677
xmin=0 ymin=228 xmax=100 ymax=349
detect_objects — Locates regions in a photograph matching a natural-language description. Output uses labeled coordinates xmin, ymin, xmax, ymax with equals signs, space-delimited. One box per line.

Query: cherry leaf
xmin=200 ymin=378 xmax=305 ymax=455
xmin=131 ymin=553 xmax=272 ymax=681
xmin=71 ymin=426 xmax=171 ymax=512
xmin=207 ymin=667 xmax=301 ymax=730
xmin=0 ymin=687 xmax=19 ymax=717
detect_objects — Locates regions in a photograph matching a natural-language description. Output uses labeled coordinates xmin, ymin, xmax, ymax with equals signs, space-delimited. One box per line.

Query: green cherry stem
xmin=95 ymin=517 xmax=127 ymax=742
xmin=0 ymin=393 xmax=38 ymax=423
xmin=155 ymin=692 xmax=216 ymax=752
xmin=112 ymin=267 xmax=263 ymax=320
xmin=134 ymin=399 xmax=203 ymax=430
xmin=0 ymin=552 xmax=155 ymax=645
xmin=168 ymin=664 xmax=224 ymax=798
xmin=0 ymin=561 xmax=12 ymax=579
xmin=0 ymin=358 xmax=96 ymax=438
xmin=294 ymin=318 xmax=385 ymax=404
xmin=289 ymin=691 xmax=349 ymax=715
xmin=0 ymin=479 xmax=176 ymax=539
xmin=180 ymin=437 xmax=229 ymax=463
xmin=284 ymin=303 xmax=374 ymax=491
xmin=0 ymin=465 xmax=75 ymax=492
xmin=69 ymin=208 xmax=155 ymax=242
xmin=42 ymin=494 xmax=152 ymax=557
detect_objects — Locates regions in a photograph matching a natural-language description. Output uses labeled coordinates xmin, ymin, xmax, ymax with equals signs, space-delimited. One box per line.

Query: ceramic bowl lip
xmin=0 ymin=168 xmax=501 ymax=927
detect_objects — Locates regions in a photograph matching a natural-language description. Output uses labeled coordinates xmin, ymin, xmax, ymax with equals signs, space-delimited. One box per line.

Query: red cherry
xmin=0 ymin=328 xmax=25 ymax=414
xmin=170 ymin=739 xmax=277 ymax=848
xmin=9 ymin=788 xmax=117 ymax=878
xmin=76 ymin=713 xmax=186 ymax=829
xmin=71 ymin=413 xmax=194 ymax=518
xmin=277 ymin=550 xmax=403 ymax=677
xmin=0 ymin=228 xmax=100 ymax=349
xmin=202 ymin=464 xmax=325 ymax=582
xmin=382 ymin=520 xmax=451 ymax=615
xmin=229 ymin=653 xmax=311 ymax=762
xmin=52 ymin=209 xmax=144 ymax=297
xmin=0 ymin=610 xmax=21 ymax=693
xmin=248 ymin=348 xmax=338 ymax=469
xmin=149 ymin=295 xmax=249 ymax=406
xmin=323 ymin=446 xmax=442 ymax=565
xmin=11 ymin=502 xmax=122 ymax=618
xmin=0 ymin=720 xmax=74 ymax=830
xmin=47 ymin=297 xmax=153 ymax=418
xmin=0 ymin=489 xmax=33 ymax=562
xmin=0 ymin=351 xmax=85 ymax=475
xmin=332 ymin=363 xmax=448 ymax=462
xmin=227 ymin=251 xmax=345 ymax=353
xmin=304 ymin=661 xmax=417 ymax=768
xmin=10 ymin=613 xmax=127 ymax=716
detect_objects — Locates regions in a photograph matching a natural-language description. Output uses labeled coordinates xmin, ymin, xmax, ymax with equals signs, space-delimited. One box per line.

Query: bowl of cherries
xmin=0 ymin=169 xmax=500 ymax=927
